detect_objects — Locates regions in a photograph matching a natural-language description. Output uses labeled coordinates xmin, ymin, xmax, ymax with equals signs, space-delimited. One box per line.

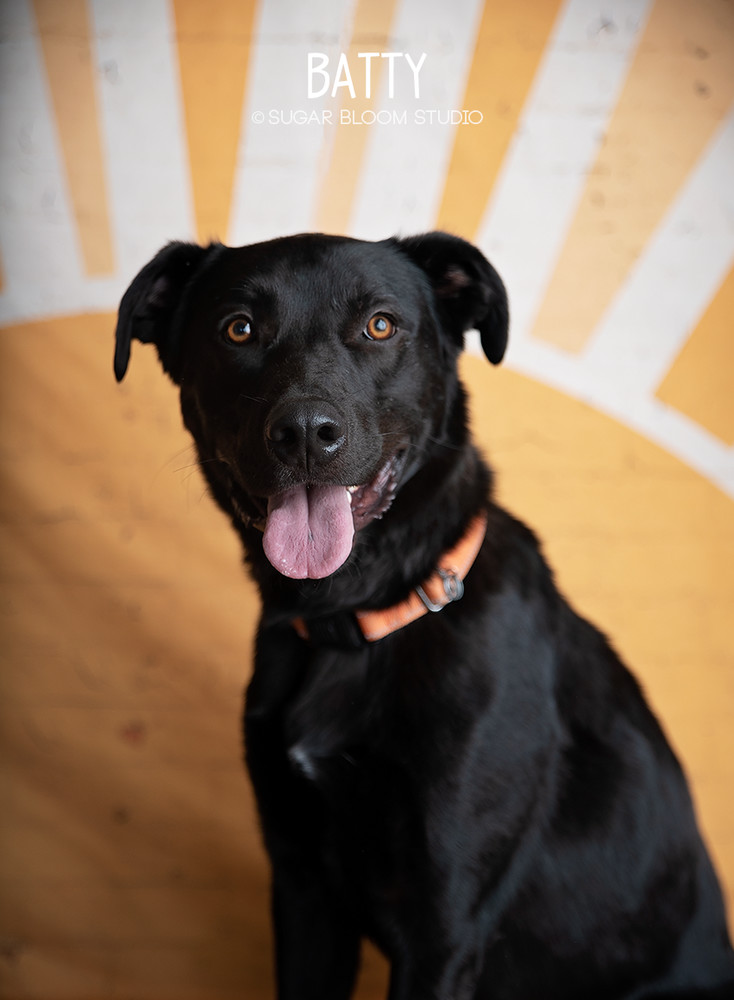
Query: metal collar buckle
xmin=415 ymin=569 xmax=465 ymax=613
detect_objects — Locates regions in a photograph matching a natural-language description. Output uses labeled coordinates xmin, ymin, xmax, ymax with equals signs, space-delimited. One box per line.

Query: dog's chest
xmin=283 ymin=646 xmax=372 ymax=785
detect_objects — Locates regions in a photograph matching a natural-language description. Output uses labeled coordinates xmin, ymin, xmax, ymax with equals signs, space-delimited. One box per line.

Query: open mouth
xmin=346 ymin=454 xmax=401 ymax=529
xmin=228 ymin=453 xmax=403 ymax=580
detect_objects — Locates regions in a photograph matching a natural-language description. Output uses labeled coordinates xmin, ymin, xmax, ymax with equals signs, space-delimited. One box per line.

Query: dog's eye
xmin=226 ymin=318 xmax=253 ymax=344
xmin=365 ymin=314 xmax=396 ymax=341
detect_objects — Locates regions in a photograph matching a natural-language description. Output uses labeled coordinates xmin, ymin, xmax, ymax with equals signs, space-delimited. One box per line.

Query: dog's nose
xmin=266 ymin=399 xmax=346 ymax=469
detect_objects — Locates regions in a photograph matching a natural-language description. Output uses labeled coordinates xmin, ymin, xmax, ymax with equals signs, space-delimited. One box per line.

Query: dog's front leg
xmin=245 ymin=627 xmax=362 ymax=999
xmin=385 ymin=934 xmax=486 ymax=1000
xmin=270 ymin=862 xmax=361 ymax=999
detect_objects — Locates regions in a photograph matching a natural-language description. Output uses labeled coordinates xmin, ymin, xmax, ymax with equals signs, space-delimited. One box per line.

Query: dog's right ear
xmin=114 ymin=241 xmax=212 ymax=383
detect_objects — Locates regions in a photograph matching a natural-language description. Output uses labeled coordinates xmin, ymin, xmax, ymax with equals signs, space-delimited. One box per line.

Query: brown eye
xmin=365 ymin=314 xmax=396 ymax=341
xmin=226 ymin=318 xmax=253 ymax=344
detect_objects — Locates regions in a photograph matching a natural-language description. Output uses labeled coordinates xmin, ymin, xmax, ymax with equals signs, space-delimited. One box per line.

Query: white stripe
xmin=0 ymin=0 xmax=84 ymax=324
xmin=228 ymin=0 xmax=356 ymax=246
xmin=581 ymin=109 xmax=734 ymax=399
xmin=90 ymin=0 xmax=194 ymax=278
xmin=476 ymin=0 xmax=653 ymax=346
xmin=349 ymin=0 xmax=485 ymax=241
xmin=484 ymin=108 xmax=734 ymax=497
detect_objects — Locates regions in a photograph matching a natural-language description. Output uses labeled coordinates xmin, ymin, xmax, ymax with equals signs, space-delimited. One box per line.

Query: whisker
xmin=238 ymin=392 xmax=268 ymax=404
xmin=175 ymin=456 xmax=219 ymax=472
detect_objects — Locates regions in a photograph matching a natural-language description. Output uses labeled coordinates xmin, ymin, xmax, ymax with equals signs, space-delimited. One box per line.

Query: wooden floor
xmin=1 ymin=314 xmax=732 ymax=998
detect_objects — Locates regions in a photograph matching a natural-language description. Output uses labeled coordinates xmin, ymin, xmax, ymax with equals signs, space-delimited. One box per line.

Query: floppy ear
xmin=394 ymin=231 xmax=508 ymax=364
xmin=114 ymin=241 xmax=213 ymax=383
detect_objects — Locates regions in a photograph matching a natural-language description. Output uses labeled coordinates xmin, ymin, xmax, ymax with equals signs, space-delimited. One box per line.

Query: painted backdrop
xmin=1 ymin=1 xmax=732 ymax=997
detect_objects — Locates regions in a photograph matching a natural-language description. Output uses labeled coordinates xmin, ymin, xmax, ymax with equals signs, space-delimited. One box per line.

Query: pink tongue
xmin=262 ymin=484 xmax=355 ymax=579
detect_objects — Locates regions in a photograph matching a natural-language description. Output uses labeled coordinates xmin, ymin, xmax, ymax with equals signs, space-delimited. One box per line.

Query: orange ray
xmin=314 ymin=0 xmax=401 ymax=235
xmin=172 ymin=0 xmax=259 ymax=244
xmin=32 ymin=0 xmax=115 ymax=276
xmin=656 ymin=264 xmax=734 ymax=446
xmin=436 ymin=0 xmax=563 ymax=239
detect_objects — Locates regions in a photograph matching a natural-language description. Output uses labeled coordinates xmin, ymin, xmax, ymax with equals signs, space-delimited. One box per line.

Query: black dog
xmin=114 ymin=232 xmax=734 ymax=999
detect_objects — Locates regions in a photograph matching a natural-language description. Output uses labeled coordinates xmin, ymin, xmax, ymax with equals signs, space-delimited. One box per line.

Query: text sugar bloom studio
xmin=250 ymin=51 xmax=484 ymax=126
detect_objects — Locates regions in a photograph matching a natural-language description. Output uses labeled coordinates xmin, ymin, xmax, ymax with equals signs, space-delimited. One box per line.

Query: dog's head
xmin=114 ymin=232 xmax=508 ymax=581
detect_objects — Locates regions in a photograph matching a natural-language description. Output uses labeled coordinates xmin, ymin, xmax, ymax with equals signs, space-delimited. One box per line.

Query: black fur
xmin=115 ymin=232 xmax=734 ymax=998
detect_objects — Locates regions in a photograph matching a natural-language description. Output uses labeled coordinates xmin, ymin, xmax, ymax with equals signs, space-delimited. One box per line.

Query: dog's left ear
xmin=394 ymin=231 xmax=508 ymax=364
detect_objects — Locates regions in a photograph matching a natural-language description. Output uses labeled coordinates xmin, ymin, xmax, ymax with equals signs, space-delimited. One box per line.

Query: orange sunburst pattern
xmin=531 ymin=0 xmax=734 ymax=352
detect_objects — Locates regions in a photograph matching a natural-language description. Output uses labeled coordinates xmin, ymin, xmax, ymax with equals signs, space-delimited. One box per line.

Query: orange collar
xmin=293 ymin=511 xmax=488 ymax=647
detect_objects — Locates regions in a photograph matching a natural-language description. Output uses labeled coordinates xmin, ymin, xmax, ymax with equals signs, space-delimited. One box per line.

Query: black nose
xmin=266 ymin=399 xmax=346 ymax=470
